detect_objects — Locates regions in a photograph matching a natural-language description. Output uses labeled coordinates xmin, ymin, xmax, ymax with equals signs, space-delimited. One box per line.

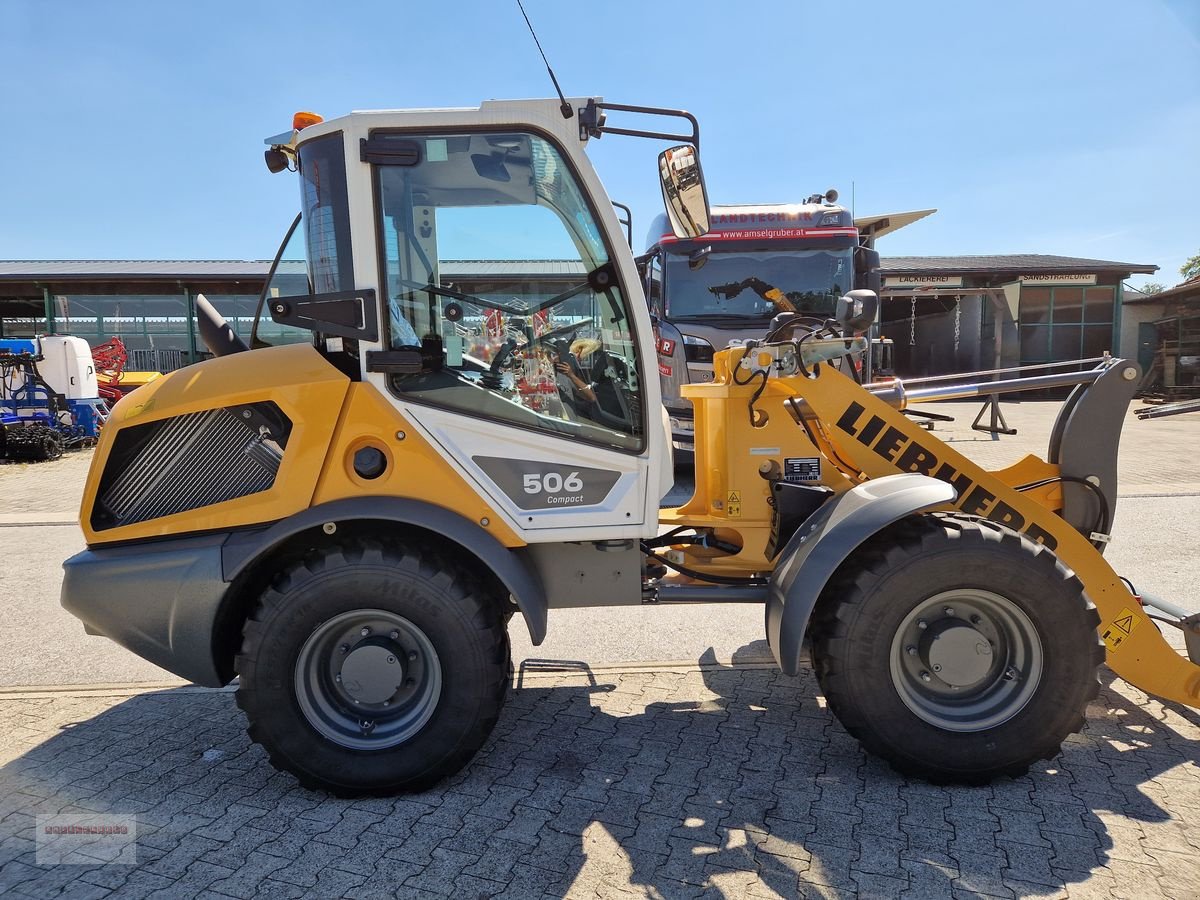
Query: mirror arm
xmin=578 ymin=100 xmax=701 ymax=149
xmin=251 ymin=212 xmax=304 ymax=349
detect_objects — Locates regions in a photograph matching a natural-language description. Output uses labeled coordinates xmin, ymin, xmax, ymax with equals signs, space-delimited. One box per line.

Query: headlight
xmin=682 ymin=334 xmax=714 ymax=363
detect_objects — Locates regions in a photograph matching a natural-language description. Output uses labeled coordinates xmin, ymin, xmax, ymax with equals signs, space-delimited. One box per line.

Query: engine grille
xmin=92 ymin=402 xmax=291 ymax=530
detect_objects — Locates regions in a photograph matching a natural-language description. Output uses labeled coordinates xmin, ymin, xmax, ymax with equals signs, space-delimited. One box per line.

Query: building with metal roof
xmin=0 ymin=252 xmax=1159 ymax=378
xmin=881 ymin=253 xmax=1155 ymax=275
xmin=1119 ymin=276 xmax=1200 ymax=398
xmin=872 ymin=253 xmax=1157 ymax=377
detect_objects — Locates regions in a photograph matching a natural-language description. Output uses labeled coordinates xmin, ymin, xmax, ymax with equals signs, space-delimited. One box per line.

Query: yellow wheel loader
xmin=62 ymin=100 xmax=1200 ymax=795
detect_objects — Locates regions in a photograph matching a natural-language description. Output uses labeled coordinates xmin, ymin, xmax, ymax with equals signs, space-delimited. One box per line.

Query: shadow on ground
xmin=0 ymin=644 xmax=1198 ymax=898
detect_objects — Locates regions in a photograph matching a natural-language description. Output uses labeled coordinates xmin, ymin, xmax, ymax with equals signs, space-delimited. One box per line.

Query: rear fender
xmin=221 ymin=497 xmax=548 ymax=644
xmin=766 ymin=473 xmax=957 ymax=675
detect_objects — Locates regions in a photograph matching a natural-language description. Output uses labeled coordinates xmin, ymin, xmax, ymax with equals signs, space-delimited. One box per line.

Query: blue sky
xmin=2 ymin=0 xmax=1196 ymax=289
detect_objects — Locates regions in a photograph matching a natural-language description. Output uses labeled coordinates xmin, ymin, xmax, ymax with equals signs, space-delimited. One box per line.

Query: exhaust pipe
xmin=196 ymin=293 xmax=248 ymax=357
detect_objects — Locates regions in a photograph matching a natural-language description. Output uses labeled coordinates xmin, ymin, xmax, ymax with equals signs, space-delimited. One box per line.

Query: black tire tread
xmin=812 ymin=513 xmax=1103 ymax=785
xmin=234 ymin=536 xmax=509 ymax=796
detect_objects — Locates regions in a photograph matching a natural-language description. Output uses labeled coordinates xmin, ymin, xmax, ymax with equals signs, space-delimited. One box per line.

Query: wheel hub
xmin=925 ymin=623 xmax=992 ymax=687
xmin=339 ymin=643 xmax=405 ymax=705
xmin=889 ymin=589 xmax=1043 ymax=732
xmin=294 ymin=609 xmax=442 ymax=750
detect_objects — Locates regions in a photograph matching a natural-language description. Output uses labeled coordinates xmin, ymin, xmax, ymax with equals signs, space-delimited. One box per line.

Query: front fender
xmin=221 ymin=497 xmax=548 ymax=644
xmin=767 ymin=473 xmax=957 ymax=675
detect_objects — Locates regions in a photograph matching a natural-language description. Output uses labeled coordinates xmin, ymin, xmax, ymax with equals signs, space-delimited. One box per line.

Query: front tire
xmin=235 ymin=537 xmax=509 ymax=796
xmin=812 ymin=515 xmax=1102 ymax=784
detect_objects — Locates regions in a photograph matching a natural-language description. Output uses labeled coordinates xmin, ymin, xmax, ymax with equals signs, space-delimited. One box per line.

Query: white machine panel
xmin=36 ymin=336 xmax=98 ymax=399
xmin=400 ymin=402 xmax=651 ymax=539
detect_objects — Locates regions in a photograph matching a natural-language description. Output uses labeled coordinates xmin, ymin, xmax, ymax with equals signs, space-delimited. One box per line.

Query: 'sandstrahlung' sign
xmin=1019 ymin=273 xmax=1097 ymax=285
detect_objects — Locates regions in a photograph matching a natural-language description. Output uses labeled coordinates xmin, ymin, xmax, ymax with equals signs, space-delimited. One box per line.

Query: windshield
xmin=664 ymin=247 xmax=853 ymax=320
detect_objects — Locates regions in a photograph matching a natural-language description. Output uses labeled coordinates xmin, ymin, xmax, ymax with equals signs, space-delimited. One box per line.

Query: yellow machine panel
xmin=81 ymin=344 xmax=350 ymax=545
xmin=310 ymin=383 xmax=523 ymax=547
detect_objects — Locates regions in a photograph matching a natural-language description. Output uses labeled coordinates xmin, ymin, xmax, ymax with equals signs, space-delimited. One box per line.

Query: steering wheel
xmin=586 ymin=347 xmax=636 ymax=432
xmin=478 ymin=337 xmax=518 ymax=391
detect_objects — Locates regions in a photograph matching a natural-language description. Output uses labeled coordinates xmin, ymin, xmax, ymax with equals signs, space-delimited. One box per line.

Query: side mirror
xmin=836 ymin=290 xmax=878 ymax=333
xmin=658 ymin=145 xmax=711 ymax=239
xmin=855 ymin=246 xmax=882 ymax=296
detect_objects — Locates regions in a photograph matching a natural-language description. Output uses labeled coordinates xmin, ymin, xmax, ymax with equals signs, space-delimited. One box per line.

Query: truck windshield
xmin=664 ymin=247 xmax=853 ymax=320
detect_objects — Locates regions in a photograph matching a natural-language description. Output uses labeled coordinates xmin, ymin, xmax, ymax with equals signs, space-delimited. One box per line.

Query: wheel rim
xmin=294 ymin=609 xmax=442 ymax=750
xmin=889 ymin=589 xmax=1043 ymax=732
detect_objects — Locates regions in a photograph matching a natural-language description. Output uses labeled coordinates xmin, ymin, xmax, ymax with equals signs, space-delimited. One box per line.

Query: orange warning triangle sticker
xmin=1114 ymin=615 xmax=1134 ymax=634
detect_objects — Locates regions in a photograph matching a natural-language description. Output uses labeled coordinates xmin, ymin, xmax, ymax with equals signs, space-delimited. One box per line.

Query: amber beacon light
xmin=292 ymin=111 xmax=324 ymax=130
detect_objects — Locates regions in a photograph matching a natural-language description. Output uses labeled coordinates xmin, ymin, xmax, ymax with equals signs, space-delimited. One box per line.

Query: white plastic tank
xmin=35 ymin=336 xmax=99 ymax=399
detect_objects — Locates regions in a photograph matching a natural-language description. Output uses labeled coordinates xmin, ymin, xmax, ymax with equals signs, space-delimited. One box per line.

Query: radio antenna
xmin=516 ymin=0 xmax=573 ymax=119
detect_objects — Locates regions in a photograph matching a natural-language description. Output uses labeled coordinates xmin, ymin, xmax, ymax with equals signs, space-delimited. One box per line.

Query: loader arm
xmin=781 ymin=361 xmax=1200 ymax=709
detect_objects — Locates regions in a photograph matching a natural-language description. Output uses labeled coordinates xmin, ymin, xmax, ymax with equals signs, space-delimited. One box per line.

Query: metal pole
xmin=183 ymin=285 xmax=198 ymax=364
xmin=42 ymin=286 xmax=56 ymax=335
xmin=903 ymin=368 xmax=1105 ymax=402
xmin=655 ymin=584 xmax=768 ymax=604
xmin=870 ymin=367 xmax=1107 ymax=408
xmin=870 ymin=356 xmax=1109 ymax=388
xmin=976 ymin=289 xmax=1015 ymax=434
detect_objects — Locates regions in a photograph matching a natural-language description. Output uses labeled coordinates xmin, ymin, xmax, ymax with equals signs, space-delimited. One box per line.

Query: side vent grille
xmin=92 ymin=402 xmax=291 ymax=531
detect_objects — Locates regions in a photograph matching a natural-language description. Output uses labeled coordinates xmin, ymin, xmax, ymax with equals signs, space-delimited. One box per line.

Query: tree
xmin=1138 ymin=282 xmax=1166 ymax=295
xmin=1183 ymin=252 xmax=1200 ymax=281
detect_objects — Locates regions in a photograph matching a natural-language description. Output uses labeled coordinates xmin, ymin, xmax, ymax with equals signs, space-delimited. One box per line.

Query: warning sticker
xmin=1101 ymin=606 xmax=1142 ymax=652
xmin=727 ymin=490 xmax=742 ymax=518
xmin=784 ymin=457 xmax=822 ymax=483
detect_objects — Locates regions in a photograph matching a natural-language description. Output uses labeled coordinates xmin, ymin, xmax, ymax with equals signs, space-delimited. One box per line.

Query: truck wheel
xmin=812 ymin=515 xmax=1102 ymax=784
xmin=234 ymin=537 xmax=509 ymax=796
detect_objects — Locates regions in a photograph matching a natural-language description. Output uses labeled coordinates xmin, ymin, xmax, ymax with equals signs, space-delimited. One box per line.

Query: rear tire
xmin=235 ymin=537 xmax=509 ymax=796
xmin=812 ymin=515 xmax=1102 ymax=784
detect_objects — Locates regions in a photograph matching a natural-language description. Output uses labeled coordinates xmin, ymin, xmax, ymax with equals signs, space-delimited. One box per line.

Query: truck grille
xmin=91 ymin=402 xmax=291 ymax=531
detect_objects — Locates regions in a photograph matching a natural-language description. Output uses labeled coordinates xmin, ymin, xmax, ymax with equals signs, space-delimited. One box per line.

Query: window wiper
xmin=397 ymin=279 xmax=527 ymax=315
xmin=397 ymin=277 xmax=594 ymax=318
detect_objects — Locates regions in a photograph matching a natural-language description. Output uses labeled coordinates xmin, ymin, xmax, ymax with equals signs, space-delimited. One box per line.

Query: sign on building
xmin=1019 ymin=273 xmax=1097 ymax=285
xmin=883 ymin=275 xmax=965 ymax=288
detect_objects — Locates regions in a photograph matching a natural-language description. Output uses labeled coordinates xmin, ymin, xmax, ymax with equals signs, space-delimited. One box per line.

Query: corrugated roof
xmin=1124 ymin=275 xmax=1200 ymax=305
xmin=0 ymin=254 xmax=1157 ymax=282
xmin=0 ymin=259 xmax=584 ymax=281
xmin=880 ymin=254 xmax=1156 ymax=275
xmin=437 ymin=260 xmax=587 ymax=276
xmin=0 ymin=260 xmax=278 ymax=279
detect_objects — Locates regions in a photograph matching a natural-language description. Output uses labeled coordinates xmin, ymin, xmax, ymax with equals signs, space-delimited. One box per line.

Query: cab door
xmin=356 ymin=129 xmax=659 ymax=541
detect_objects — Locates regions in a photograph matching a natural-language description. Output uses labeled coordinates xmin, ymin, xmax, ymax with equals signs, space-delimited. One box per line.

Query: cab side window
xmin=372 ymin=131 xmax=645 ymax=452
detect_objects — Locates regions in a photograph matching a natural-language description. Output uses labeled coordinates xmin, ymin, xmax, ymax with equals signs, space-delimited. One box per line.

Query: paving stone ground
xmin=0 ymin=657 xmax=1198 ymax=899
